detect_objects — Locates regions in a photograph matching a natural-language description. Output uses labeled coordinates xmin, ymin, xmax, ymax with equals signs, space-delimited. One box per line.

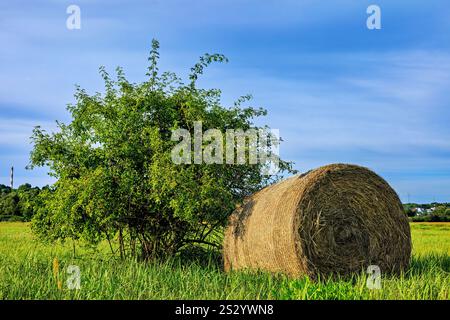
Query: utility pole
xmin=10 ymin=166 xmax=14 ymax=189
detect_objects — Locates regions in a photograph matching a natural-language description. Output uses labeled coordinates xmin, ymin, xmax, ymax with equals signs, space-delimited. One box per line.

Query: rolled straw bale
xmin=223 ymin=164 xmax=411 ymax=278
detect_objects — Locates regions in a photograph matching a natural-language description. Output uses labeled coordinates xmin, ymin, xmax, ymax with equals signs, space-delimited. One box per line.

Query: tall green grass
xmin=0 ymin=222 xmax=448 ymax=299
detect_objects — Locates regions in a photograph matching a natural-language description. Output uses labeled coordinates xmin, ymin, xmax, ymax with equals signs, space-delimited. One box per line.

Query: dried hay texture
xmin=223 ymin=164 xmax=411 ymax=278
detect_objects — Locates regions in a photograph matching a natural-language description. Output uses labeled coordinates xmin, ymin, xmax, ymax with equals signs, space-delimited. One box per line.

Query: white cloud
xmin=0 ymin=118 xmax=57 ymax=149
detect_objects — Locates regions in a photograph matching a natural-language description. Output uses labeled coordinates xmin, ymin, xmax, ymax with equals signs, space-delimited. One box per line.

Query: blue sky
xmin=0 ymin=0 xmax=449 ymax=203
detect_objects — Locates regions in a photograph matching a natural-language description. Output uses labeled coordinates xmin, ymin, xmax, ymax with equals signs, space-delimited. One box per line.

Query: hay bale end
xmin=223 ymin=164 xmax=411 ymax=278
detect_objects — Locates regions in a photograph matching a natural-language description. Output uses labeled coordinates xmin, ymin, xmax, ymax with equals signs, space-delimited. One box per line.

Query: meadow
xmin=0 ymin=222 xmax=448 ymax=300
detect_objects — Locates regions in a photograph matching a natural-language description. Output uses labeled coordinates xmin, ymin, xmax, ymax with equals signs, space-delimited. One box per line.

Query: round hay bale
xmin=223 ymin=163 xmax=411 ymax=278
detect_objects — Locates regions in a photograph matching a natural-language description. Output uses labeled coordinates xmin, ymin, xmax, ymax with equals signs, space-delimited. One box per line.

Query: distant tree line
xmin=0 ymin=184 xmax=47 ymax=222
xmin=403 ymin=203 xmax=450 ymax=222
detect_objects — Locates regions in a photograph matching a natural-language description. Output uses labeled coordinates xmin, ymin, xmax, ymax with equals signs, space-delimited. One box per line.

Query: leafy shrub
xmin=0 ymin=215 xmax=24 ymax=222
xmin=29 ymin=40 xmax=295 ymax=260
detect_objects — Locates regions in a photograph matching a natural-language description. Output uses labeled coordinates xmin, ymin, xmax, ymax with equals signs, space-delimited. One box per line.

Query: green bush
xmin=0 ymin=215 xmax=24 ymax=222
xmin=28 ymin=39 xmax=295 ymax=260
xmin=410 ymin=214 xmax=450 ymax=222
xmin=0 ymin=184 xmax=42 ymax=221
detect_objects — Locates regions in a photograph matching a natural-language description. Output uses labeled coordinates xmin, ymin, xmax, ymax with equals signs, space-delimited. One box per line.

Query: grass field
xmin=0 ymin=222 xmax=448 ymax=300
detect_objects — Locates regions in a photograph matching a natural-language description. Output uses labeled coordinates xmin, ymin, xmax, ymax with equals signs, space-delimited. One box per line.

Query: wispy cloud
xmin=0 ymin=118 xmax=56 ymax=149
xmin=0 ymin=1 xmax=449 ymax=202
